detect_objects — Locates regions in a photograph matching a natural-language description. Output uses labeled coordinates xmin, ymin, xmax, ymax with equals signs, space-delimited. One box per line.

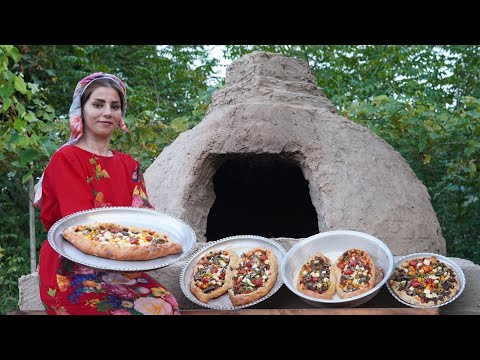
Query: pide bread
xmin=190 ymin=249 xmax=239 ymax=303
xmin=297 ymin=252 xmax=336 ymax=299
xmin=334 ymin=248 xmax=376 ymax=299
xmin=228 ymin=247 xmax=278 ymax=306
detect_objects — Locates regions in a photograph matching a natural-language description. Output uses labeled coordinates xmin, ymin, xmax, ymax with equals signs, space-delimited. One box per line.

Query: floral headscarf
xmin=33 ymin=72 xmax=129 ymax=209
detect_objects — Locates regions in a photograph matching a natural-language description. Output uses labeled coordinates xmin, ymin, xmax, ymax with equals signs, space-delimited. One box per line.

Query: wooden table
xmin=8 ymin=307 xmax=438 ymax=315
xmin=181 ymin=308 xmax=438 ymax=315
xmin=8 ymin=282 xmax=440 ymax=315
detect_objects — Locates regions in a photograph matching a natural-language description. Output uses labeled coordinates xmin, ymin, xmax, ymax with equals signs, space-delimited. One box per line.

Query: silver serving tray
xmin=386 ymin=252 xmax=466 ymax=308
xmin=48 ymin=207 xmax=196 ymax=271
xmin=281 ymin=230 xmax=394 ymax=307
xmin=180 ymin=235 xmax=287 ymax=310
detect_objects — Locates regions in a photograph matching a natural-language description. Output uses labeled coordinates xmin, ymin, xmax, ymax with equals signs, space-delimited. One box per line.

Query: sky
xmin=208 ymin=45 xmax=230 ymax=80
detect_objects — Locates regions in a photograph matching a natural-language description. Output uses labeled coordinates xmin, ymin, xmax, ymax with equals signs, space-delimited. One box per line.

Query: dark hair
xmin=81 ymin=78 xmax=125 ymax=113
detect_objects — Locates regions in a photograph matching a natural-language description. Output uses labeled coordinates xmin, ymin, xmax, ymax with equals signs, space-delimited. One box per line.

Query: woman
xmin=34 ymin=72 xmax=179 ymax=315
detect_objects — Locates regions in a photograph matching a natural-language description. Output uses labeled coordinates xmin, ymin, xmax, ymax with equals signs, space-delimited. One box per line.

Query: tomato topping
xmin=260 ymin=254 xmax=267 ymax=261
xmin=344 ymin=268 xmax=353 ymax=275
xmin=338 ymin=262 xmax=346 ymax=269
xmin=411 ymin=281 xmax=420 ymax=288
xmin=129 ymin=238 xmax=138 ymax=245
xmin=145 ymin=235 xmax=153 ymax=242
xmin=426 ymin=278 xmax=433 ymax=284
xmin=253 ymin=278 xmax=263 ymax=286
xmin=246 ymin=260 xmax=253 ymax=268
xmin=409 ymin=260 xmax=418 ymax=267
xmin=201 ymin=277 xmax=208 ymax=284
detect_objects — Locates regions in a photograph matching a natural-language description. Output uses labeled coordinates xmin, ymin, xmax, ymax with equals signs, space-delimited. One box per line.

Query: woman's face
xmin=82 ymin=86 xmax=122 ymax=139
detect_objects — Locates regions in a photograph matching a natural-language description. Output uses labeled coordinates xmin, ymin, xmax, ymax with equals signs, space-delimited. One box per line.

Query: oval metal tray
xmin=386 ymin=252 xmax=466 ymax=308
xmin=180 ymin=235 xmax=287 ymax=310
xmin=48 ymin=206 xmax=197 ymax=271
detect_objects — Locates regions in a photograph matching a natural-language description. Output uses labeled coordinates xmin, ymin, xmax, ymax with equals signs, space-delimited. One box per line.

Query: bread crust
xmin=389 ymin=256 xmax=461 ymax=307
xmin=228 ymin=247 xmax=278 ymax=306
xmin=297 ymin=252 xmax=336 ymax=300
xmin=190 ymin=250 xmax=239 ymax=303
xmin=61 ymin=222 xmax=183 ymax=261
xmin=334 ymin=248 xmax=376 ymax=299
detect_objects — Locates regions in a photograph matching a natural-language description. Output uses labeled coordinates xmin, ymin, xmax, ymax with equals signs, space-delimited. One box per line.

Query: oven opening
xmin=205 ymin=155 xmax=319 ymax=241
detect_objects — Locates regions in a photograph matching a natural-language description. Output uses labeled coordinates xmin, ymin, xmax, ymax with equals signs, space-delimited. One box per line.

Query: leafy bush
xmin=0 ymin=245 xmax=27 ymax=314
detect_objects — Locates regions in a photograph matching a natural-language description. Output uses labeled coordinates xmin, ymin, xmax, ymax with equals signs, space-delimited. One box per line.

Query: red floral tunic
xmin=39 ymin=145 xmax=179 ymax=315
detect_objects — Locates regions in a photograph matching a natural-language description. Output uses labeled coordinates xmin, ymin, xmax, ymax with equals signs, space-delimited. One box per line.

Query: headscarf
xmin=33 ymin=72 xmax=129 ymax=209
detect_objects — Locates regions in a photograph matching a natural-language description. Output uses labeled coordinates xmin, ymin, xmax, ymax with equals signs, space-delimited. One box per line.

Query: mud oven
xmin=144 ymin=51 xmax=445 ymax=256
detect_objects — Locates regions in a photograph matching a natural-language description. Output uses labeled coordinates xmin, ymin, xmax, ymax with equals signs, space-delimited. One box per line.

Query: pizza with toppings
xmin=61 ymin=222 xmax=183 ymax=261
xmin=334 ymin=248 xmax=376 ymax=299
xmin=389 ymin=256 xmax=461 ymax=307
xmin=297 ymin=252 xmax=335 ymax=299
xmin=228 ymin=247 xmax=278 ymax=306
xmin=190 ymin=250 xmax=239 ymax=303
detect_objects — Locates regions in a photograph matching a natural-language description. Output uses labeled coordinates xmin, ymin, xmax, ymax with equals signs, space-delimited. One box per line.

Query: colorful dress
xmin=38 ymin=145 xmax=179 ymax=315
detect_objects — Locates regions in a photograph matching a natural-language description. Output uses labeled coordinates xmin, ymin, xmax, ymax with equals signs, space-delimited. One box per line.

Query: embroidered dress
xmin=38 ymin=145 xmax=179 ymax=315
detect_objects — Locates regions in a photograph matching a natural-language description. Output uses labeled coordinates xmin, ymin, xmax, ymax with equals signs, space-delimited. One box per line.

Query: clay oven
xmin=144 ymin=51 xmax=445 ymax=256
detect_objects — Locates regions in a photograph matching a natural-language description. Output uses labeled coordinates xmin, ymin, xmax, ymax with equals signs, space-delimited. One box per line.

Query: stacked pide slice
xmin=61 ymin=222 xmax=183 ymax=260
xmin=190 ymin=250 xmax=239 ymax=303
xmin=389 ymin=256 xmax=460 ymax=307
xmin=190 ymin=247 xmax=278 ymax=306
xmin=297 ymin=248 xmax=376 ymax=299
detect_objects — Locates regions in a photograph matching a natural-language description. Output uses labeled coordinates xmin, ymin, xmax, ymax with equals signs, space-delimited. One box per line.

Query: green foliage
xmin=0 ymin=245 xmax=27 ymax=314
xmin=0 ymin=160 xmax=47 ymax=314
xmin=1 ymin=46 xmax=61 ymax=186
xmin=0 ymin=45 xmax=55 ymax=313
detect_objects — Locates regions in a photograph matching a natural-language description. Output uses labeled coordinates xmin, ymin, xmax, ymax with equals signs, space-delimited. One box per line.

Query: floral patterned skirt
xmin=39 ymin=241 xmax=179 ymax=315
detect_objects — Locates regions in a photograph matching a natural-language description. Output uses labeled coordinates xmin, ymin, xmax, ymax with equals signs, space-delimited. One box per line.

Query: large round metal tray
xmin=48 ymin=206 xmax=197 ymax=271
xmin=386 ymin=252 xmax=466 ymax=308
xmin=180 ymin=235 xmax=287 ymax=310
xmin=281 ymin=230 xmax=394 ymax=307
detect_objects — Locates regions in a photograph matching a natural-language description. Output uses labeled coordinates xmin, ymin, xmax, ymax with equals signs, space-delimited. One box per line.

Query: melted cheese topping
xmin=75 ymin=224 xmax=169 ymax=248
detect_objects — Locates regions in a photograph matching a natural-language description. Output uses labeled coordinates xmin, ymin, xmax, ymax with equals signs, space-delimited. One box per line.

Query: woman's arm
xmin=40 ymin=151 xmax=94 ymax=231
